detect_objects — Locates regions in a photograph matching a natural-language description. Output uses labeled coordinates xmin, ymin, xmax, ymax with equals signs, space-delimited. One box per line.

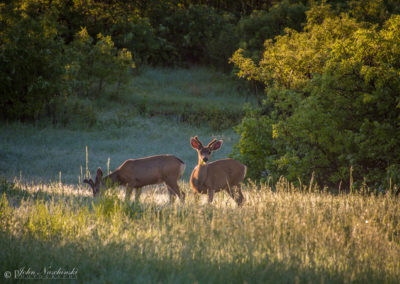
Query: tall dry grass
xmin=1 ymin=177 xmax=399 ymax=283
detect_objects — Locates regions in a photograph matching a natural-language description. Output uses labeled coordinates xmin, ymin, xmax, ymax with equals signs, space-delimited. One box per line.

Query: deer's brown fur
xmin=190 ymin=136 xmax=246 ymax=205
xmin=84 ymin=154 xmax=185 ymax=202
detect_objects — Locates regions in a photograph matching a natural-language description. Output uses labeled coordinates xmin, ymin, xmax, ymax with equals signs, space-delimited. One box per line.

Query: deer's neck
xmin=103 ymin=171 xmax=119 ymax=186
xmin=194 ymin=162 xmax=208 ymax=188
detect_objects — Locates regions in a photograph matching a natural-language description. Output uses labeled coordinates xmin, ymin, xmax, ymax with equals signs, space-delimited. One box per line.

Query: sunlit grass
xmin=1 ymin=177 xmax=399 ymax=283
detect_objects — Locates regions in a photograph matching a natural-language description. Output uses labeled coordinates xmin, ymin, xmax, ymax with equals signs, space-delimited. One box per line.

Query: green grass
xmin=127 ymin=67 xmax=250 ymax=110
xmin=103 ymin=66 xmax=255 ymax=130
xmin=1 ymin=178 xmax=399 ymax=283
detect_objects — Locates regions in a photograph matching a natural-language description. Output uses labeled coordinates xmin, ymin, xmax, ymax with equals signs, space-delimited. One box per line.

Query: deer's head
xmin=83 ymin=168 xmax=104 ymax=196
xmin=190 ymin=136 xmax=223 ymax=164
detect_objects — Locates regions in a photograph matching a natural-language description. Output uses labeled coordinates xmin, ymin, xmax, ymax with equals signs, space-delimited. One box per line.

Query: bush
xmin=205 ymin=12 xmax=239 ymax=70
xmin=0 ymin=4 xmax=65 ymax=121
xmin=156 ymin=5 xmax=238 ymax=66
xmin=348 ymin=0 xmax=400 ymax=25
xmin=65 ymin=28 xmax=135 ymax=98
xmin=111 ymin=17 xmax=173 ymax=65
xmin=231 ymin=7 xmax=400 ymax=189
xmin=236 ymin=0 xmax=307 ymax=62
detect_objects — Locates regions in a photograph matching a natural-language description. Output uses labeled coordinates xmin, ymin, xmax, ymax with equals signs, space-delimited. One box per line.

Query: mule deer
xmin=84 ymin=155 xmax=186 ymax=202
xmin=190 ymin=136 xmax=246 ymax=205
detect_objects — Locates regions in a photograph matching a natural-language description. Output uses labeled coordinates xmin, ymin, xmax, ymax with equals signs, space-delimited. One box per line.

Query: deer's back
xmin=114 ymin=155 xmax=185 ymax=187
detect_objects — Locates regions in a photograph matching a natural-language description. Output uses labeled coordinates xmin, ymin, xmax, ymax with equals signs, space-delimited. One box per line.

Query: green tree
xmin=65 ymin=28 xmax=135 ymax=98
xmin=236 ymin=0 xmax=307 ymax=62
xmin=231 ymin=7 xmax=400 ymax=189
xmin=0 ymin=1 xmax=65 ymax=121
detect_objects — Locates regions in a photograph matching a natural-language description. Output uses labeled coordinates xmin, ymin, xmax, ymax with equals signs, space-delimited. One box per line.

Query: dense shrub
xmin=0 ymin=3 xmax=66 ymax=121
xmin=236 ymin=0 xmax=307 ymax=62
xmin=65 ymin=28 xmax=135 ymax=98
xmin=0 ymin=2 xmax=134 ymax=123
xmin=348 ymin=0 xmax=400 ymax=24
xmin=111 ymin=17 xmax=173 ymax=65
xmin=231 ymin=6 xmax=400 ymax=189
xmin=155 ymin=5 xmax=238 ymax=66
xmin=204 ymin=12 xmax=239 ymax=70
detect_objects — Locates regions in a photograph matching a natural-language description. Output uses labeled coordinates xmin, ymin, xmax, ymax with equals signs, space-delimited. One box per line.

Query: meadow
xmin=1 ymin=177 xmax=399 ymax=283
xmin=1 ymin=67 xmax=399 ymax=283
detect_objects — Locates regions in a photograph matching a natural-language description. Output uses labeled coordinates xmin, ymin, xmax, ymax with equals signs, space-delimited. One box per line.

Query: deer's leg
xmin=225 ymin=184 xmax=243 ymax=206
xmin=225 ymin=182 xmax=235 ymax=200
xmin=125 ymin=186 xmax=134 ymax=203
xmin=207 ymin=188 xmax=214 ymax=203
xmin=235 ymin=184 xmax=244 ymax=206
xmin=166 ymin=185 xmax=177 ymax=203
xmin=134 ymin=187 xmax=142 ymax=202
xmin=165 ymin=179 xmax=185 ymax=202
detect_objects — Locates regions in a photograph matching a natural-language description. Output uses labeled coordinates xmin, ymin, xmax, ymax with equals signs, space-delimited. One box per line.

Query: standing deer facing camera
xmin=190 ymin=136 xmax=246 ymax=206
xmin=84 ymin=155 xmax=186 ymax=203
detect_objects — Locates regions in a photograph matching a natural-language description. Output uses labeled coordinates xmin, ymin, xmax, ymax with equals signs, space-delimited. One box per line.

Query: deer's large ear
xmin=211 ymin=140 xmax=223 ymax=151
xmin=96 ymin=168 xmax=103 ymax=178
xmin=190 ymin=137 xmax=202 ymax=150
xmin=83 ymin=178 xmax=95 ymax=189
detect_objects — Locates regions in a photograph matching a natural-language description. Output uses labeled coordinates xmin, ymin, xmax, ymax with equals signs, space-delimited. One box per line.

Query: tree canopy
xmin=230 ymin=3 xmax=400 ymax=189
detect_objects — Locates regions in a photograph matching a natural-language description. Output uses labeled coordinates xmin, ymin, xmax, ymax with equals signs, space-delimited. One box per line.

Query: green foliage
xmin=155 ymin=5 xmax=238 ymax=66
xmin=0 ymin=1 xmax=135 ymax=123
xmin=0 ymin=2 xmax=65 ymax=121
xmin=111 ymin=17 xmax=168 ymax=65
xmin=231 ymin=8 xmax=400 ymax=189
xmin=204 ymin=12 xmax=239 ymax=70
xmin=236 ymin=0 xmax=307 ymax=62
xmin=65 ymin=28 xmax=135 ymax=98
xmin=231 ymin=107 xmax=275 ymax=181
xmin=348 ymin=0 xmax=400 ymax=24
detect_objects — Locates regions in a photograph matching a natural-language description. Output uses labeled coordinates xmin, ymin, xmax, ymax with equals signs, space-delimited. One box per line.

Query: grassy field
xmin=1 ymin=178 xmax=399 ymax=283
xmin=102 ymin=67 xmax=255 ymax=130
xmin=126 ymin=67 xmax=251 ymax=113
xmin=1 ymin=67 xmax=399 ymax=283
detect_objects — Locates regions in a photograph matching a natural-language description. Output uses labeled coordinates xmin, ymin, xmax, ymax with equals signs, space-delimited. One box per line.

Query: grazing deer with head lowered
xmin=84 ymin=155 xmax=186 ymax=203
xmin=190 ymin=136 xmax=246 ymax=206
